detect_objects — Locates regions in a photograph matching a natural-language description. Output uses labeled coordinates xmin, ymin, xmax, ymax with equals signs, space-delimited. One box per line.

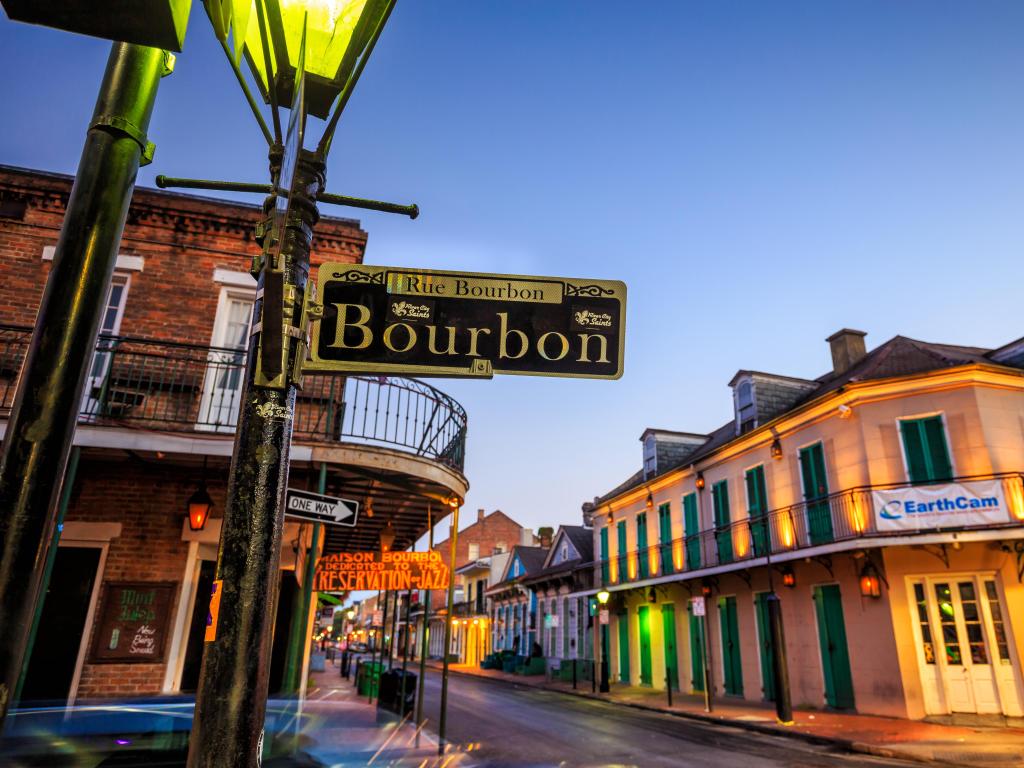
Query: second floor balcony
xmin=0 ymin=324 xmax=467 ymax=472
xmin=598 ymin=473 xmax=1024 ymax=588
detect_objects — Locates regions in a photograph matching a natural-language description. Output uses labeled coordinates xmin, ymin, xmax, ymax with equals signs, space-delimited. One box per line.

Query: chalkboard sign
xmin=89 ymin=581 xmax=176 ymax=664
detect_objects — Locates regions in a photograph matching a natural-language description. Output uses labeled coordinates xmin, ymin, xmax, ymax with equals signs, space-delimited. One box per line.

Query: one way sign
xmin=285 ymin=489 xmax=359 ymax=527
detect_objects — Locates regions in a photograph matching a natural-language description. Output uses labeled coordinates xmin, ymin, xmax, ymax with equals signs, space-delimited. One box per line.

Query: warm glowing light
xmin=850 ymin=496 xmax=867 ymax=533
xmin=781 ymin=568 xmax=796 ymax=588
xmin=734 ymin=524 xmax=750 ymax=559
xmin=779 ymin=516 xmax=795 ymax=548
xmin=672 ymin=540 xmax=684 ymax=571
xmin=859 ymin=563 xmax=882 ymax=598
xmin=648 ymin=548 xmax=659 ymax=576
xmin=627 ymin=552 xmax=638 ymax=580
xmin=596 ymin=590 xmax=610 ymax=605
xmin=1007 ymin=478 xmax=1024 ymax=521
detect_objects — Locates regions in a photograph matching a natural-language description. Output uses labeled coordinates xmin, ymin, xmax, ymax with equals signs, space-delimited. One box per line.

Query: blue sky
xmin=2 ymin=1 xmax=1023 ymax=536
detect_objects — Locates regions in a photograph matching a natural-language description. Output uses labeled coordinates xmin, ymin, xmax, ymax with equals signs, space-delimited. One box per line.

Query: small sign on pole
xmin=285 ymin=488 xmax=358 ymax=526
xmin=599 ymin=609 xmax=610 ymax=625
xmin=692 ymin=596 xmax=706 ymax=616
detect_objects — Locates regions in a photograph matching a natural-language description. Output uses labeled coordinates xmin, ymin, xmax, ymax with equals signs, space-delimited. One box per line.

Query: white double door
xmin=909 ymin=574 xmax=1022 ymax=716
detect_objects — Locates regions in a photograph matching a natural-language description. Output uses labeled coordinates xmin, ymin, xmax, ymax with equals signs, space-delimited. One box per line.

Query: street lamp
xmin=596 ymin=590 xmax=610 ymax=693
xmin=182 ymin=3 xmax=404 ymax=767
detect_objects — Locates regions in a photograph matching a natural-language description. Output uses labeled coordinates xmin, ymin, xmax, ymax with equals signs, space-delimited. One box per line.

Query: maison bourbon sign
xmin=89 ymin=582 xmax=175 ymax=664
xmin=305 ymin=264 xmax=626 ymax=379
xmin=314 ymin=550 xmax=450 ymax=592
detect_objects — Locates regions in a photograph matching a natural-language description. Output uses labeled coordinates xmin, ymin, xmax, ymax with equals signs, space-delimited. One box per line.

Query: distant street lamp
xmin=176 ymin=2 xmax=409 ymax=766
xmin=597 ymin=589 xmax=610 ymax=693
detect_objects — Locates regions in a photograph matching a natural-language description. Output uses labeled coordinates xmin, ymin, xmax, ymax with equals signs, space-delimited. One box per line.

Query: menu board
xmin=89 ymin=581 xmax=175 ymax=664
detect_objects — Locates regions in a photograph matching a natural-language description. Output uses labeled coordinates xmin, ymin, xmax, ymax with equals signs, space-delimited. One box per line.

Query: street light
xmin=183 ymin=2 xmax=403 ymax=766
xmin=596 ymin=590 xmax=610 ymax=693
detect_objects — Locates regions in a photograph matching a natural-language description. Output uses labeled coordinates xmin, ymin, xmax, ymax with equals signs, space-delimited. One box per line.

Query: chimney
xmin=827 ymin=329 xmax=867 ymax=375
xmin=520 ymin=528 xmax=534 ymax=546
xmin=477 ymin=508 xmax=485 ymax=523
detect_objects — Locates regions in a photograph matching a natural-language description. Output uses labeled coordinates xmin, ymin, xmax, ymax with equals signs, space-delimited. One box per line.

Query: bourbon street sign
xmin=313 ymin=550 xmax=451 ymax=592
xmin=304 ymin=264 xmax=626 ymax=379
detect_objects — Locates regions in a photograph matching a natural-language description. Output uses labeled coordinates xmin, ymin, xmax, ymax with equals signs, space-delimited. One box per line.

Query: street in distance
xmin=304 ymin=264 xmax=626 ymax=379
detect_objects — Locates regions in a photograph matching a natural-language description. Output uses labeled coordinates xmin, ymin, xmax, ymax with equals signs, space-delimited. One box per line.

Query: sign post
xmin=305 ymin=264 xmax=626 ymax=380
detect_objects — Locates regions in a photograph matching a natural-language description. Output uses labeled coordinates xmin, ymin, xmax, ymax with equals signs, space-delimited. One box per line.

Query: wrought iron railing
xmin=598 ymin=473 xmax=1024 ymax=587
xmin=0 ymin=324 xmax=467 ymax=471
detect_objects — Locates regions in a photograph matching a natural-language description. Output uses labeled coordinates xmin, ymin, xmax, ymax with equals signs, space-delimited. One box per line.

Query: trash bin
xmin=357 ymin=660 xmax=382 ymax=697
xmin=310 ymin=652 xmax=326 ymax=672
xmin=377 ymin=669 xmax=417 ymax=715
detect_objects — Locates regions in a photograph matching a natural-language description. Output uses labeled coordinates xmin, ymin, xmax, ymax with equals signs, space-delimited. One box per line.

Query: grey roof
xmin=514 ymin=546 xmax=550 ymax=575
xmin=594 ymin=333 xmax=1022 ymax=506
xmin=561 ymin=525 xmax=594 ymax=563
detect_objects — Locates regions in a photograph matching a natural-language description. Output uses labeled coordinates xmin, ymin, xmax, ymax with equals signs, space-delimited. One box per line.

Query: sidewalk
xmin=425 ymin=660 xmax=1024 ymax=768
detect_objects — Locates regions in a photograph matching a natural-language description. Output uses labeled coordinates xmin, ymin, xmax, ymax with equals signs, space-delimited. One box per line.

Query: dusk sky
xmin=2 ymin=1 xmax=1023 ymax=537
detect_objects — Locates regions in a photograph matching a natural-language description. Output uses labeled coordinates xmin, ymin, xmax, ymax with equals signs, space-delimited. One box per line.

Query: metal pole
xmin=388 ymin=588 xmax=399 ymax=669
xmin=0 ymin=43 xmax=167 ymax=727
xmin=414 ymin=506 xmax=433 ymax=748
xmin=14 ymin=447 xmax=81 ymax=703
xmin=437 ymin=502 xmax=460 ymax=755
xmin=375 ymin=587 xmax=390 ymax=704
xmin=666 ymin=672 xmax=673 ymax=707
xmin=186 ymin=149 xmax=324 ymax=768
xmin=400 ymin=578 xmax=413 ymax=716
xmin=702 ymin=611 xmax=713 ymax=713
xmin=767 ymin=593 xmax=793 ymax=724
xmin=599 ymin=620 xmax=610 ymax=693
xmin=368 ymin=589 xmax=381 ymax=702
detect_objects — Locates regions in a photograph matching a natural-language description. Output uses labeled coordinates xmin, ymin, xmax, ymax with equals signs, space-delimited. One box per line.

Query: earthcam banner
xmin=306 ymin=264 xmax=626 ymax=379
xmin=873 ymin=480 xmax=1010 ymax=532
xmin=314 ymin=550 xmax=451 ymax=592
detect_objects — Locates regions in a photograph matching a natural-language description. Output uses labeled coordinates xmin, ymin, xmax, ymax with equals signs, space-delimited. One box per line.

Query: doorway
xmin=813 ymin=583 xmax=855 ymax=709
xmin=754 ymin=592 xmax=776 ymax=701
xmin=908 ymin=575 xmax=1022 ymax=716
xmin=662 ymin=604 xmax=678 ymax=691
xmin=688 ymin=601 xmax=705 ymax=693
xmin=638 ymin=605 xmax=652 ymax=686
xmin=718 ymin=595 xmax=743 ymax=696
xmin=617 ymin=609 xmax=630 ymax=683
xmin=179 ymin=560 xmax=217 ymax=693
xmin=20 ymin=546 xmax=102 ymax=704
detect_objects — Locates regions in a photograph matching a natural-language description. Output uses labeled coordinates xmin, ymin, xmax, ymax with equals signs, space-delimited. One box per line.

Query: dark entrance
xmin=180 ymin=560 xmax=217 ymax=693
xmin=268 ymin=570 xmax=299 ymax=694
xmin=20 ymin=546 xmax=101 ymax=703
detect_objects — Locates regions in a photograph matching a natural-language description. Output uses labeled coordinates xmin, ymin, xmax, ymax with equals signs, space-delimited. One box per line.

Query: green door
xmin=754 ymin=593 xmax=776 ymax=701
xmin=745 ymin=465 xmax=769 ymax=557
xmin=636 ymin=513 xmax=649 ymax=579
xmin=600 ymin=527 xmax=610 ymax=585
xmin=813 ymin=584 xmax=855 ymax=709
xmin=688 ymin=604 xmax=705 ymax=692
xmin=718 ymin=596 xmax=743 ymax=695
xmin=712 ymin=481 xmax=733 ymax=564
xmin=616 ymin=520 xmax=627 ymax=581
xmin=638 ymin=605 xmax=652 ymax=685
xmin=900 ymin=416 xmax=953 ymax=484
xmin=658 ymin=503 xmax=673 ymax=575
xmin=683 ymin=493 xmax=701 ymax=570
xmin=662 ymin=604 xmax=678 ymax=691
xmin=799 ymin=443 xmax=833 ymax=545
xmin=617 ymin=609 xmax=631 ymax=683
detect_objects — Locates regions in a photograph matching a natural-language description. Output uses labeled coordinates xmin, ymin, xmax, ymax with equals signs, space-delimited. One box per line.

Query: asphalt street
xmin=415 ymin=668 xmax=941 ymax=768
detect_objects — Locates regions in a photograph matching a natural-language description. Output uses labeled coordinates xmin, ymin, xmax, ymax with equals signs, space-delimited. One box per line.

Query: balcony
xmin=0 ymin=324 xmax=466 ymax=471
xmin=598 ymin=473 xmax=1024 ymax=588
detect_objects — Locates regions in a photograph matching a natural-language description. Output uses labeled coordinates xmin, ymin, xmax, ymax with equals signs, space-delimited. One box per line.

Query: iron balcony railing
xmin=0 ymin=324 xmax=467 ymax=472
xmin=597 ymin=472 xmax=1024 ymax=587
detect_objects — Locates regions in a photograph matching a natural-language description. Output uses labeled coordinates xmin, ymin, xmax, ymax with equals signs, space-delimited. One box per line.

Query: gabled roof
xmin=488 ymin=544 xmax=549 ymax=592
xmin=594 ymin=333 xmax=1024 ymax=506
xmin=542 ymin=525 xmax=593 ymax=569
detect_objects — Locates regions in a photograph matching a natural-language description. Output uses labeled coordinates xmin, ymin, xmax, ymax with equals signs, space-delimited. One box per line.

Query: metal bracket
xmin=90 ymin=114 xmax=155 ymax=166
xmin=736 ymin=569 xmax=753 ymax=589
xmin=1001 ymin=541 xmax=1024 ymax=583
xmin=810 ymin=554 xmax=834 ymax=579
xmin=290 ymin=282 xmax=322 ymax=388
xmin=915 ymin=543 xmax=950 ymax=569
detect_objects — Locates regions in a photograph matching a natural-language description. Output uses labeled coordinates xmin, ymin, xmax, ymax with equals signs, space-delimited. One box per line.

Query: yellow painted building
xmin=590 ymin=329 xmax=1024 ymax=722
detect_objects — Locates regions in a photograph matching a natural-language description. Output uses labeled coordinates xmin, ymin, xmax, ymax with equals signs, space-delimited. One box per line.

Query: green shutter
xmin=718 ymin=596 xmax=743 ymax=695
xmin=638 ymin=605 xmax=653 ymax=685
xmin=600 ymin=527 xmax=610 ymax=584
xmin=713 ymin=481 xmax=733 ymax=564
xmin=689 ymin=603 xmax=705 ymax=692
xmin=799 ymin=443 xmax=833 ymax=545
xmin=658 ymin=503 xmax=674 ymax=575
xmin=636 ymin=513 xmax=649 ymax=579
xmin=683 ymin=493 xmax=700 ymax=569
xmin=745 ymin=466 xmax=769 ymax=556
xmin=901 ymin=416 xmax=953 ymax=484
xmin=754 ymin=593 xmax=776 ymax=701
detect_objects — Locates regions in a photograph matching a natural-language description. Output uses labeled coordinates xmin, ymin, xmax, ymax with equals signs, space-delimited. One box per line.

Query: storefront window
xmin=934 ymin=583 xmax=962 ymax=665
xmin=984 ymin=580 xmax=1012 ymax=664
xmin=913 ymin=583 xmax=935 ymax=664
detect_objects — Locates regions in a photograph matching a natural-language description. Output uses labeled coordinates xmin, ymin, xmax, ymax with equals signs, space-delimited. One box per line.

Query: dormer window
xmin=643 ymin=434 xmax=657 ymax=479
xmin=737 ymin=380 xmax=756 ymax=433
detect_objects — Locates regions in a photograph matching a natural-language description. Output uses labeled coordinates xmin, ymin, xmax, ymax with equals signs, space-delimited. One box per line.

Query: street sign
xmin=692 ymin=597 xmax=706 ymax=616
xmin=599 ymin=609 xmax=610 ymax=625
xmin=305 ymin=264 xmax=626 ymax=379
xmin=285 ymin=489 xmax=359 ymax=527
xmin=314 ymin=550 xmax=450 ymax=592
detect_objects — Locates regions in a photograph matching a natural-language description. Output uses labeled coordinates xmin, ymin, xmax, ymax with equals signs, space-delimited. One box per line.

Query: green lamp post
xmin=596 ymin=590 xmax=610 ymax=693
xmin=182 ymin=2 xmax=402 ymax=766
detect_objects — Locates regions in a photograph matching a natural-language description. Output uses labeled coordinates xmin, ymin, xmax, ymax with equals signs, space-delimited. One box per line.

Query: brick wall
xmin=430 ymin=510 xmax=524 ymax=610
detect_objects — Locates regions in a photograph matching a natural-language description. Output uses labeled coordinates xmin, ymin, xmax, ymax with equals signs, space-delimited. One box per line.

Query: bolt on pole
xmin=186 ymin=148 xmax=324 ymax=768
xmin=0 ymin=42 xmax=167 ymax=729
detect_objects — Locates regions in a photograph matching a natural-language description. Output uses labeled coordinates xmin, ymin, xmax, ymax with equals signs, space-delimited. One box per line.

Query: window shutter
xmin=923 ymin=416 xmax=953 ymax=481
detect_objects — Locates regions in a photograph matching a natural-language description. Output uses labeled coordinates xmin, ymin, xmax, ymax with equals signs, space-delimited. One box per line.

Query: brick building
xmin=0 ymin=165 xmax=469 ymax=704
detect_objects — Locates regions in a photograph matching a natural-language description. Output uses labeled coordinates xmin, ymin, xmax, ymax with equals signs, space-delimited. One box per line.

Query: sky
xmin=2 ymin=1 xmax=1023 ymax=538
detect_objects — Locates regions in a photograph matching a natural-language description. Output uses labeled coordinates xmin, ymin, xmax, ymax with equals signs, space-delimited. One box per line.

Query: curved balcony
xmin=598 ymin=473 xmax=1024 ymax=588
xmin=0 ymin=324 xmax=467 ymax=472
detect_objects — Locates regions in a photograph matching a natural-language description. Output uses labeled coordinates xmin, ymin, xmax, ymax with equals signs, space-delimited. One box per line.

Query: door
xmin=180 ymin=559 xmax=218 ymax=692
xmin=689 ymin=603 xmax=706 ymax=692
xmin=916 ymin=578 xmax=1004 ymax=714
xmin=617 ymin=609 xmax=631 ymax=683
xmin=683 ymin=493 xmax=701 ymax=569
xmin=638 ymin=605 xmax=653 ymax=685
xmin=718 ymin=596 xmax=743 ymax=695
xmin=20 ymin=546 xmax=102 ymax=704
xmin=754 ymin=592 xmax=776 ymax=701
xmin=662 ymin=604 xmax=679 ymax=691
xmin=658 ymin=504 xmax=674 ymax=575
xmin=813 ymin=584 xmax=855 ymax=709
xmin=616 ymin=520 xmax=627 ymax=583
xmin=712 ymin=481 xmax=733 ymax=564
xmin=745 ymin=466 xmax=770 ymax=557
xmin=80 ymin=274 xmax=129 ymax=418
xmin=199 ymin=291 xmax=254 ymax=430
xmin=799 ymin=443 xmax=834 ymax=545
xmin=636 ymin=513 xmax=649 ymax=579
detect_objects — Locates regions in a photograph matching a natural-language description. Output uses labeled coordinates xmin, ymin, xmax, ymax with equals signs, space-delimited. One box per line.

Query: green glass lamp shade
xmin=207 ymin=0 xmax=392 ymax=119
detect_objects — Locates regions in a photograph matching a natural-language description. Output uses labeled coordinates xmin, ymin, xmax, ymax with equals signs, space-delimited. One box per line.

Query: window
xmin=900 ymin=415 xmax=953 ymax=484
xmin=984 ymin=580 xmax=1011 ymax=663
xmin=744 ymin=465 xmax=769 ymax=557
xmin=80 ymin=273 xmax=131 ymax=418
xmin=683 ymin=493 xmax=700 ymax=570
xmin=799 ymin=442 xmax=833 ymax=545
xmin=736 ymin=380 xmax=756 ymax=433
xmin=560 ymin=542 xmax=569 ymax=562
xmin=200 ymin=289 xmax=254 ymax=430
xmin=494 ymin=542 xmax=506 ymax=554
xmin=658 ymin=503 xmax=673 ymax=575
xmin=712 ymin=481 xmax=732 ymax=564
xmin=643 ymin=434 xmax=657 ymax=479
xmin=600 ymin=527 xmax=610 ymax=584
xmin=636 ymin=512 xmax=649 ymax=579
xmin=468 ymin=543 xmax=480 ymax=561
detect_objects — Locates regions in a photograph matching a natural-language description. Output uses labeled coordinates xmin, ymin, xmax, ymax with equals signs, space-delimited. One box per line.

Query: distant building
xmin=487 ymin=544 xmax=549 ymax=657
xmin=590 ymin=328 xmax=1024 ymax=720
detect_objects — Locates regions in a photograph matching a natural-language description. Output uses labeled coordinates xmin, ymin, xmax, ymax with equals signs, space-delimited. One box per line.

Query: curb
xmin=428 ymin=664 xmax=959 ymax=767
